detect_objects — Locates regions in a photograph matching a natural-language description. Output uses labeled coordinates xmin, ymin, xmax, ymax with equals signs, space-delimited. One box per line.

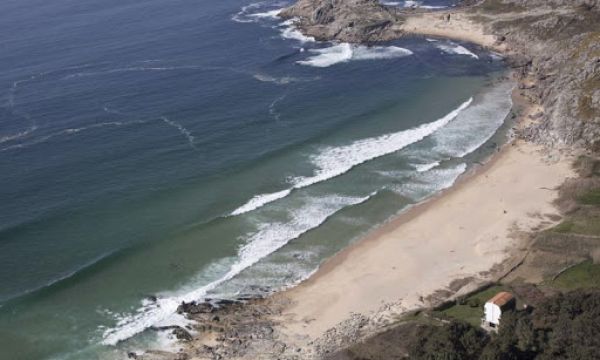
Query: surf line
xmin=230 ymin=98 xmax=473 ymax=216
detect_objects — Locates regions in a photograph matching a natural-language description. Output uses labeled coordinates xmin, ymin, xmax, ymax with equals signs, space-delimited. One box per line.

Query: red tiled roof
xmin=487 ymin=291 xmax=514 ymax=307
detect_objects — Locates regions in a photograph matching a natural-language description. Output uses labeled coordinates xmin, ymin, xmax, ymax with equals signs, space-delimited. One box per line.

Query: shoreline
xmin=276 ymin=105 xmax=573 ymax=347
xmin=268 ymin=5 xmax=576 ymax=347
xmin=139 ymin=1 xmax=595 ymax=358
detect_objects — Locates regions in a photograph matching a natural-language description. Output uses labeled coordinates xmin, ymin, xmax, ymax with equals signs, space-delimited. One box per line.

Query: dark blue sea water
xmin=0 ymin=0 xmax=512 ymax=358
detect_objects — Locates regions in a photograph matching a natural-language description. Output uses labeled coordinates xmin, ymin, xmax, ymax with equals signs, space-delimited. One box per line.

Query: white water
xmin=396 ymin=163 xmax=467 ymax=201
xmin=414 ymin=161 xmax=441 ymax=172
xmin=435 ymin=42 xmax=479 ymax=59
xmin=279 ymin=19 xmax=316 ymax=43
xmin=297 ymin=43 xmax=413 ymax=67
xmin=101 ymin=193 xmax=372 ymax=345
xmin=431 ymin=81 xmax=513 ymax=158
xmin=231 ymin=98 xmax=472 ymax=215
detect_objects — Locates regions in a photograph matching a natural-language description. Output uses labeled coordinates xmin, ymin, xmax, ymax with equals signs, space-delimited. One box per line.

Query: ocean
xmin=0 ymin=0 xmax=513 ymax=359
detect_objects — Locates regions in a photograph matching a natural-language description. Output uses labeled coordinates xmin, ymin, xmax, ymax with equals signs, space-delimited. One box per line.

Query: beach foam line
xmin=297 ymin=43 xmax=413 ymax=67
xmin=230 ymin=98 xmax=472 ymax=216
xmin=396 ymin=162 xmax=467 ymax=201
xmin=101 ymin=193 xmax=372 ymax=346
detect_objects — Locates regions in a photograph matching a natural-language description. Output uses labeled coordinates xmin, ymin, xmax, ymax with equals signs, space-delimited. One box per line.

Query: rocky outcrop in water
xmin=279 ymin=0 xmax=404 ymax=42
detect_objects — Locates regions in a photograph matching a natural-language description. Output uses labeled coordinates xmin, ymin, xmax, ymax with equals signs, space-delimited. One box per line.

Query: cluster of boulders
xmin=279 ymin=0 xmax=403 ymax=42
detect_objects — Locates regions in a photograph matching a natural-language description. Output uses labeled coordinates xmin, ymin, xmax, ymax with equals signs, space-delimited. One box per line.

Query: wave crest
xmin=297 ymin=43 xmax=413 ymax=67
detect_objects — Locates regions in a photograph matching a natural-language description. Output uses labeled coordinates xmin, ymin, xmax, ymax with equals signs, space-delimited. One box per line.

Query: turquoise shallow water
xmin=0 ymin=0 xmax=513 ymax=358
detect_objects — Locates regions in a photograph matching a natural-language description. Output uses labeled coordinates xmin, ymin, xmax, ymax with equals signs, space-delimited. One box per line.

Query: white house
xmin=482 ymin=291 xmax=514 ymax=331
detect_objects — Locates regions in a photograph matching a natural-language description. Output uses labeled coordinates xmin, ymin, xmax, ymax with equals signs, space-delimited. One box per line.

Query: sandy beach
xmin=270 ymin=8 xmax=578 ymax=345
xmin=279 ymin=136 xmax=573 ymax=341
xmin=396 ymin=10 xmax=504 ymax=51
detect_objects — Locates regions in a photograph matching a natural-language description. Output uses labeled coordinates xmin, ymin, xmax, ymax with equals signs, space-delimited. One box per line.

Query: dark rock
xmin=172 ymin=327 xmax=193 ymax=341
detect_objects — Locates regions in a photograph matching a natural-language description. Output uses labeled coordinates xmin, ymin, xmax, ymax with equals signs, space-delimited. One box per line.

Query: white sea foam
xmin=297 ymin=43 xmax=413 ymax=67
xmin=248 ymin=8 xmax=282 ymax=19
xmin=101 ymin=193 xmax=371 ymax=345
xmin=279 ymin=19 xmax=316 ymax=43
xmin=253 ymin=73 xmax=310 ymax=85
xmin=0 ymin=126 xmax=38 ymax=144
xmin=230 ymin=98 xmax=472 ymax=215
xmin=159 ymin=116 xmax=197 ymax=150
xmin=435 ymin=42 xmax=479 ymax=59
xmin=268 ymin=94 xmax=286 ymax=121
xmin=231 ymin=189 xmax=292 ymax=216
xmin=431 ymin=81 xmax=513 ymax=158
xmin=396 ymin=163 xmax=467 ymax=201
xmin=414 ymin=161 xmax=441 ymax=172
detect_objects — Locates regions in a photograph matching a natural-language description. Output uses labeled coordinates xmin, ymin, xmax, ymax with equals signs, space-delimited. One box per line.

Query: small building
xmin=481 ymin=291 xmax=515 ymax=331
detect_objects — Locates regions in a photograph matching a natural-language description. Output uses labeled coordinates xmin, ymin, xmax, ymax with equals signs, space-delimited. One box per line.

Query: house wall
xmin=484 ymin=302 xmax=501 ymax=325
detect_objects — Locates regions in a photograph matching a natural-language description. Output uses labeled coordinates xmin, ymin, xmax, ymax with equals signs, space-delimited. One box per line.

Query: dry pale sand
xmin=395 ymin=11 xmax=504 ymax=51
xmin=270 ymin=12 xmax=573 ymax=342
xmin=279 ymin=139 xmax=574 ymax=339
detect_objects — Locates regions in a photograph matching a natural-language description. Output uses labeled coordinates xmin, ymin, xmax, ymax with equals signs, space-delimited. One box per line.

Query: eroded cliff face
xmin=281 ymin=0 xmax=600 ymax=152
xmin=279 ymin=0 xmax=404 ymax=42
xmin=481 ymin=0 xmax=600 ymax=151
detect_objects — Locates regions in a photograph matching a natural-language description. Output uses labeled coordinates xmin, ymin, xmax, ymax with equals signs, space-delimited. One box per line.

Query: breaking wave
xmin=100 ymin=193 xmax=373 ymax=345
xmin=279 ymin=19 xmax=316 ymax=43
xmin=431 ymin=81 xmax=513 ymax=157
xmin=230 ymin=97 xmax=472 ymax=215
xmin=434 ymin=41 xmax=479 ymax=59
xmin=297 ymin=43 xmax=413 ymax=67
xmin=395 ymin=163 xmax=467 ymax=201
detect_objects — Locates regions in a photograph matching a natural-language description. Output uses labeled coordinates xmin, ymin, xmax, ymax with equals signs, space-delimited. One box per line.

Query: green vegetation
xmin=551 ymin=260 xmax=600 ymax=290
xmin=334 ymin=290 xmax=600 ymax=360
xmin=549 ymin=214 xmax=600 ymax=236
xmin=578 ymin=188 xmax=600 ymax=205
xmin=440 ymin=285 xmax=506 ymax=326
xmin=550 ymin=220 xmax=575 ymax=233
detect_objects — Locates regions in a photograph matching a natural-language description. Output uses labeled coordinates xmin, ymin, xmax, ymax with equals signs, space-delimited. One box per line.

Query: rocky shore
xmin=135 ymin=1 xmax=599 ymax=359
xmin=282 ymin=0 xmax=600 ymax=152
